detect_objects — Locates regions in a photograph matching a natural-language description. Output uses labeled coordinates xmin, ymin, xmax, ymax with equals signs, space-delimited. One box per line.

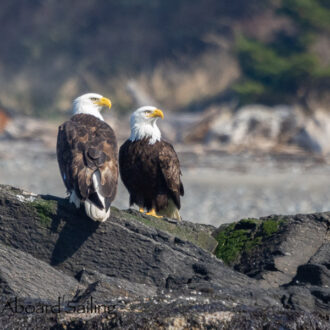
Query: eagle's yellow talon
xmin=146 ymin=209 xmax=163 ymax=218
xmin=139 ymin=207 xmax=144 ymax=213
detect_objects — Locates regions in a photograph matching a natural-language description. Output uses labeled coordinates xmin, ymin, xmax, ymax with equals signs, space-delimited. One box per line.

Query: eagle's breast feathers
xmin=119 ymin=138 xmax=184 ymax=217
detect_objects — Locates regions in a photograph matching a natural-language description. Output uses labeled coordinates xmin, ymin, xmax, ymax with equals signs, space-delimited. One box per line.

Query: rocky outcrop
xmin=214 ymin=214 xmax=330 ymax=313
xmin=0 ymin=243 xmax=80 ymax=300
xmin=0 ymin=184 xmax=328 ymax=329
xmin=184 ymin=105 xmax=330 ymax=154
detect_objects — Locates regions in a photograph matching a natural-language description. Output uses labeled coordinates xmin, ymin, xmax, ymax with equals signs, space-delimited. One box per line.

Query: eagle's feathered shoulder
xmin=56 ymin=114 xmax=118 ymax=205
xmin=158 ymin=140 xmax=184 ymax=207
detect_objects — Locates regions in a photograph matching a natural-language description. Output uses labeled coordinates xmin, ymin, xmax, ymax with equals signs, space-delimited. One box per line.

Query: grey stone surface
xmin=0 ymin=243 xmax=80 ymax=301
xmin=217 ymin=214 xmax=329 ymax=288
xmin=214 ymin=213 xmax=330 ymax=316
xmin=0 ymin=185 xmax=269 ymax=307
xmin=0 ymin=184 xmax=328 ymax=329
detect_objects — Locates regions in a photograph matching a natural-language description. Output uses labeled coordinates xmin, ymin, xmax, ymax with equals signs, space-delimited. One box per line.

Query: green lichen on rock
xmin=214 ymin=219 xmax=260 ymax=265
xmin=30 ymin=199 xmax=57 ymax=227
xmin=214 ymin=223 xmax=244 ymax=264
xmin=214 ymin=217 xmax=286 ymax=265
xmin=111 ymin=207 xmax=218 ymax=252
xmin=262 ymin=218 xmax=283 ymax=236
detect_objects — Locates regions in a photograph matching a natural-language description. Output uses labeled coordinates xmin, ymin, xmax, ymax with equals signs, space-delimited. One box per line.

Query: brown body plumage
xmin=119 ymin=137 xmax=184 ymax=219
xmin=57 ymin=113 xmax=118 ymax=217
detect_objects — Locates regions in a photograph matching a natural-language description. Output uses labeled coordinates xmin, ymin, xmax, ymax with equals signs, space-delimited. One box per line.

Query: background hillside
xmin=1 ymin=0 xmax=330 ymax=117
xmin=2 ymin=1 xmax=330 ymax=224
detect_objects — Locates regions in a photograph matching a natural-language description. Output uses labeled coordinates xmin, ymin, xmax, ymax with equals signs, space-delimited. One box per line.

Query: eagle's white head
xmin=129 ymin=106 xmax=164 ymax=144
xmin=72 ymin=93 xmax=112 ymax=121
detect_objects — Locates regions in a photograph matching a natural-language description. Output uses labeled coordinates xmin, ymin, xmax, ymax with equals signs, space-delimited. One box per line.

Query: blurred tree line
xmin=234 ymin=0 xmax=330 ymax=106
xmin=0 ymin=0 xmax=329 ymax=116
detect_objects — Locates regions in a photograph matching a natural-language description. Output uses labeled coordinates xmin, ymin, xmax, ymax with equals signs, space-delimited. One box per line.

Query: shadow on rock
xmin=42 ymin=194 xmax=100 ymax=266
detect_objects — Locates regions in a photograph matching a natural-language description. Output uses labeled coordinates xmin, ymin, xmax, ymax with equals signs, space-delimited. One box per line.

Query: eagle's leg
xmin=146 ymin=208 xmax=163 ymax=218
xmin=139 ymin=207 xmax=144 ymax=213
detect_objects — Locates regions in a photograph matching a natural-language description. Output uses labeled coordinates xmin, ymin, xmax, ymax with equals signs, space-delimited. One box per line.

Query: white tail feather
xmin=84 ymin=171 xmax=110 ymax=222
xmin=69 ymin=171 xmax=110 ymax=222
xmin=84 ymin=199 xmax=110 ymax=222
xmin=158 ymin=198 xmax=181 ymax=221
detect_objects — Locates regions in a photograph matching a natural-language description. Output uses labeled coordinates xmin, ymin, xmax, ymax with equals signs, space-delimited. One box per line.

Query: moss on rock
xmin=262 ymin=218 xmax=283 ymax=236
xmin=30 ymin=199 xmax=57 ymax=227
xmin=214 ymin=217 xmax=286 ymax=265
xmin=112 ymin=208 xmax=218 ymax=252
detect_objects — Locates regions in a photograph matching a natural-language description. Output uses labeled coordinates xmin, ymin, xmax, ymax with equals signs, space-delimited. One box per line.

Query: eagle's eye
xmin=90 ymin=97 xmax=98 ymax=101
xmin=145 ymin=110 xmax=152 ymax=114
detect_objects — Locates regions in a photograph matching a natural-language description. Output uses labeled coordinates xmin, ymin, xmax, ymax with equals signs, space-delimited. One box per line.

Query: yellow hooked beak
xmin=148 ymin=109 xmax=164 ymax=120
xmin=95 ymin=97 xmax=112 ymax=109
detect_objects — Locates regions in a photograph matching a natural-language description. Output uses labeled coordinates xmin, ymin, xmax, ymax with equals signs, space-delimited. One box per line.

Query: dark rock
xmin=294 ymin=264 xmax=330 ymax=287
xmin=0 ymin=184 xmax=328 ymax=328
xmin=214 ymin=212 xmax=330 ymax=317
xmin=282 ymin=285 xmax=330 ymax=314
xmin=310 ymin=243 xmax=330 ymax=267
xmin=0 ymin=185 xmax=273 ymax=306
xmin=214 ymin=214 xmax=329 ymax=288
xmin=0 ymin=243 xmax=80 ymax=301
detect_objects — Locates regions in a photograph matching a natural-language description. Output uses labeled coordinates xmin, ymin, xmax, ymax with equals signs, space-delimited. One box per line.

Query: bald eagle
xmin=119 ymin=106 xmax=184 ymax=220
xmin=56 ymin=93 xmax=118 ymax=222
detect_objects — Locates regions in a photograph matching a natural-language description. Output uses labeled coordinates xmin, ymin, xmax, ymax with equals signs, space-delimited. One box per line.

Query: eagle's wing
xmin=57 ymin=123 xmax=73 ymax=193
xmin=56 ymin=114 xmax=118 ymax=209
xmin=118 ymin=140 xmax=136 ymax=196
xmin=158 ymin=141 xmax=184 ymax=209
